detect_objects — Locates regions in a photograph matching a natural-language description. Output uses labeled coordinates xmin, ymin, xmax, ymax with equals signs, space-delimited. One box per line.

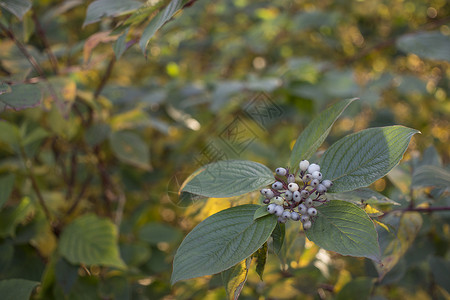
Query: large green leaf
xmin=109 ymin=131 xmax=150 ymax=170
xmin=221 ymin=258 xmax=251 ymax=300
xmin=83 ymin=0 xmax=142 ymax=27
xmin=139 ymin=0 xmax=184 ymax=53
xmin=327 ymin=188 xmax=399 ymax=205
xmin=305 ymin=200 xmax=380 ymax=262
xmin=181 ymin=160 xmax=274 ymax=198
xmin=289 ymin=98 xmax=356 ymax=168
xmin=59 ymin=214 xmax=126 ymax=269
xmin=397 ymin=31 xmax=450 ymax=62
xmin=0 ymin=0 xmax=31 ymax=19
xmin=0 ymin=278 xmax=39 ymax=300
xmin=0 ymin=83 xmax=42 ymax=111
xmin=171 ymin=204 xmax=277 ymax=284
xmin=320 ymin=126 xmax=419 ymax=192
xmin=0 ymin=174 xmax=15 ymax=209
xmin=412 ymin=165 xmax=450 ymax=188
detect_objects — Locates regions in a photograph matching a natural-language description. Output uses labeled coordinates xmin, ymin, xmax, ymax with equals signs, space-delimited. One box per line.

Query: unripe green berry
xmin=273 ymin=196 xmax=284 ymax=205
xmin=276 ymin=167 xmax=287 ymax=176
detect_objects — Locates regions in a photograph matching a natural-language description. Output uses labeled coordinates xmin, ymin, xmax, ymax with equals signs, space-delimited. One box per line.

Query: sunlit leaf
xmin=181 ymin=160 xmax=274 ymax=198
xmin=0 ymin=278 xmax=39 ymax=300
xmin=83 ymin=0 xmax=142 ymax=27
xmin=59 ymin=214 xmax=126 ymax=269
xmin=321 ymin=126 xmax=419 ymax=192
xmin=306 ymin=200 xmax=381 ymax=262
xmin=222 ymin=258 xmax=251 ymax=300
xmin=327 ymin=188 xmax=399 ymax=205
xmin=397 ymin=31 xmax=450 ymax=62
xmin=289 ymin=98 xmax=357 ymax=168
xmin=171 ymin=204 xmax=277 ymax=284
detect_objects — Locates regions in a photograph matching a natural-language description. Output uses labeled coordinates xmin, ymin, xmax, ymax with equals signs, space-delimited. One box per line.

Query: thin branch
xmin=94 ymin=56 xmax=115 ymax=99
xmin=31 ymin=11 xmax=59 ymax=74
xmin=66 ymin=174 xmax=94 ymax=216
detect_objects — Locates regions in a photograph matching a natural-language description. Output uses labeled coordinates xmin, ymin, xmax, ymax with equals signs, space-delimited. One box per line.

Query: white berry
xmin=273 ymin=196 xmax=284 ymax=205
xmin=260 ymin=188 xmax=270 ymax=195
xmin=287 ymin=174 xmax=295 ymax=183
xmin=303 ymin=174 xmax=312 ymax=182
xmin=288 ymin=182 xmax=299 ymax=192
xmin=303 ymin=220 xmax=312 ymax=230
xmin=272 ymin=181 xmax=283 ymax=190
xmin=322 ymin=180 xmax=333 ymax=188
xmin=300 ymin=215 xmax=310 ymax=223
xmin=276 ymin=167 xmax=287 ymax=176
xmin=278 ymin=216 xmax=287 ymax=224
xmin=312 ymin=171 xmax=322 ymax=180
xmin=293 ymin=191 xmax=301 ymax=202
xmin=317 ymin=184 xmax=327 ymax=194
xmin=290 ymin=212 xmax=300 ymax=221
xmin=282 ymin=211 xmax=291 ymax=219
xmin=299 ymin=160 xmax=310 ymax=171
xmin=267 ymin=204 xmax=276 ymax=214
xmin=284 ymin=190 xmax=293 ymax=201
xmin=308 ymin=207 xmax=317 ymax=216
xmin=311 ymin=179 xmax=320 ymax=187
xmin=265 ymin=190 xmax=274 ymax=199
xmin=274 ymin=205 xmax=284 ymax=216
xmin=305 ymin=197 xmax=313 ymax=207
xmin=300 ymin=190 xmax=310 ymax=198
xmin=307 ymin=163 xmax=320 ymax=174
xmin=298 ymin=204 xmax=307 ymax=214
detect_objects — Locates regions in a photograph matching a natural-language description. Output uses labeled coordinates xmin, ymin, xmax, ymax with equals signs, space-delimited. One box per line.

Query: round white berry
xmin=307 ymin=163 xmax=320 ymax=174
xmin=303 ymin=174 xmax=312 ymax=182
xmin=288 ymin=182 xmax=299 ymax=192
xmin=310 ymin=179 xmax=320 ymax=187
xmin=303 ymin=220 xmax=312 ymax=230
xmin=267 ymin=203 xmax=276 ymax=214
xmin=265 ymin=190 xmax=274 ymax=199
xmin=278 ymin=216 xmax=287 ymax=224
xmin=300 ymin=190 xmax=310 ymax=198
xmin=282 ymin=211 xmax=291 ymax=219
xmin=300 ymin=215 xmax=310 ymax=223
xmin=311 ymin=171 xmax=322 ymax=180
xmin=308 ymin=207 xmax=317 ymax=216
xmin=293 ymin=191 xmax=301 ymax=202
xmin=273 ymin=196 xmax=284 ymax=205
xmin=260 ymin=188 xmax=270 ymax=195
xmin=298 ymin=203 xmax=307 ymax=214
xmin=299 ymin=160 xmax=310 ymax=171
xmin=305 ymin=197 xmax=313 ymax=207
xmin=316 ymin=184 xmax=327 ymax=194
xmin=287 ymin=174 xmax=295 ymax=183
xmin=290 ymin=211 xmax=300 ymax=221
xmin=284 ymin=190 xmax=293 ymax=201
xmin=322 ymin=180 xmax=333 ymax=188
xmin=272 ymin=181 xmax=283 ymax=190
xmin=276 ymin=167 xmax=287 ymax=176
xmin=274 ymin=205 xmax=284 ymax=216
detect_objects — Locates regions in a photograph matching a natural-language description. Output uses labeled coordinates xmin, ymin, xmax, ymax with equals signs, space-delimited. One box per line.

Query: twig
xmin=66 ymin=174 xmax=93 ymax=216
xmin=32 ymin=11 xmax=59 ymax=74
xmin=94 ymin=56 xmax=115 ymax=99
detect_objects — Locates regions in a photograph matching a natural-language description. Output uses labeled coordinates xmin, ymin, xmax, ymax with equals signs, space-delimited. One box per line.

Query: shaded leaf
xmin=59 ymin=214 xmax=126 ymax=269
xmin=412 ymin=165 xmax=450 ymax=188
xmin=55 ymin=258 xmax=78 ymax=295
xmin=181 ymin=160 xmax=274 ymax=198
xmin=321 ymin=126 xmax=419 ymax=192
xmin=171 ymin=205 xmax=277 ymax=284
xmin=138 ymin=222 xmax=182 ymax=245
xmin=336 ymin=277 xmax=373 ymax=300
xmin=306 ymin=200 xmax=381 ymax=262
xmin=114 ymin=29 xmax=129 ymax=60
xmin=253 ymin=205 xmax=270 ymax=220
xmin=0 ymin=83 xmax=42 ymax=111
xmin=271 ymin=222 xmax=285 ymax=256
xmin=109 ymin=131 xmax=150 ymax=170
xmin=289 ymin=98 xmax=356 ymax=168
xmin=83 ymin=0 xmax=142 ymax=27
xmin=253 ymin=242 xmax=267 ymax=281
xmin=429 ymin=256 xmax=450 ymax=293
xmin=327 ymin=188 xmax=399 ymax=205
xmin=397 ymin=31 xmax=450 ymax=61
xmin=0 ymin=278 xmax=39 ymax=300
xmin=222 ymin=258 xmax=251 ymax=300
xmin=0 ymin=173 xmax=15 ymax=209
xmin=0 ymin=197 xmax=33 ymax=238
xmin=0 ymin=0 xmax=31 ymax=19
xmin=139 ymin=0 xmax=183 ymax=53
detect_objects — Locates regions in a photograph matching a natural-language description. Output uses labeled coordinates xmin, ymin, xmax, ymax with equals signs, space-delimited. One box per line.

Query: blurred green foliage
xmin=0 ymin=0 xmax=449 ymax=299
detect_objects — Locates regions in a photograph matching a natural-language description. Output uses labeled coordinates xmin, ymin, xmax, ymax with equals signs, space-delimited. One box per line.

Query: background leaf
xmin=335 ymin=277 xmax=373 ymax=300
xmin=396 ymin=31 xmax=450 ymax=62
xmin=0 ymin=0 xmax=31 ymax=19
xmin=222 ymin=258 xmax=252 ymax=300
xmin=83 ymin=0 xmax=142 ymax=27
xmin=321 ymin=126 xmax=419 ymax=192
xmin=171 ymin=204 xmax=277 ymax=284
xmin=0 ymin=83 xmax=42 ymax=111
xmin=181 ymin=160 xmax=274 ymax=198
xmin=0 ymin=174 xmax=15 ymax=209
xmin=253 ymin=242 xmax=267 ymax=281
xmin=0 ymin=278 xmax=39 ymax=300
xmin=305 ymin=200 xmax=381 ymax=261
xmin=327 ymin=188 xmax=399 ymax=205
xmin=59 ymin=214 xmax=126 ymax=269
xmin=289 ymin=98 xmax=357 ymax=168
xmin=109 ymin=131 xmax=150 ymax=170
xmin=412 ymin=165 xmax=450 ymax=188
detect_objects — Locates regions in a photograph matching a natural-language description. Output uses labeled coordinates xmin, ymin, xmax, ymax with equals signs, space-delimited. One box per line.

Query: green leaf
xmin=0 ymin=174 xmax=15 ymax=209
xmin=321 ymin=126 xmax=419 ymax=192
xmin=0 ymin=0 xmax=31 ymax=19
xmin=83 ymin=0 xmax=142 ymax=27
xmin=139 ymin=0 xmax=183 ymax=53
xmin=253 ymin=242 xmax=267 ymax=281
xmin=271 ymin=222 xmax=285 ymax=255
xmin=181 ymin=160 xmax=274 ymax=198
xmin=289 ymin=98 xmax=357 ymax=168
xmin=253 ymin=205 xmax=270 ymax=220
xmin=59 ymin=214 xmax=126 ymax=269
xmin=171 ymin=204 xmax=277 ymax=284
xmin=138 ymin=222 xmax=182 ymax=245
xmin=114 ymin=29 xmax=128 ymax=60
xmin=55 ymin=258 xmax=78 ymax=295
xmin=336 ymin=277 xmax=373 ymax=300
xmin=0 ymin=197 xmax=33 ymax=238
xmin=327 ymin=188 xmax=399 ymax=206
xmin=221 ymin=258 xmax=251 ymax=300
xmin=0 ymin=278 xmax=39 ymax=300
xmin=0 ymin=83 xmax=42 ymax=111
xmin=397 ymin=31 xmax=450 ymax=62
xmin=412 ymin=165 xmax=450 ymax=188
xmin=109 ymin=131 xmax=150 ymax=170
xmin=305 ymin=200 xmax=380 ymax=262
xmin=429 ymin=256 xmax=450 ymax=293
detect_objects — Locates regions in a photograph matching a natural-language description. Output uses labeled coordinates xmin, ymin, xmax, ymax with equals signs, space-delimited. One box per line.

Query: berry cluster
xmin=260 ymin=160 xmax=332 ymax=229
